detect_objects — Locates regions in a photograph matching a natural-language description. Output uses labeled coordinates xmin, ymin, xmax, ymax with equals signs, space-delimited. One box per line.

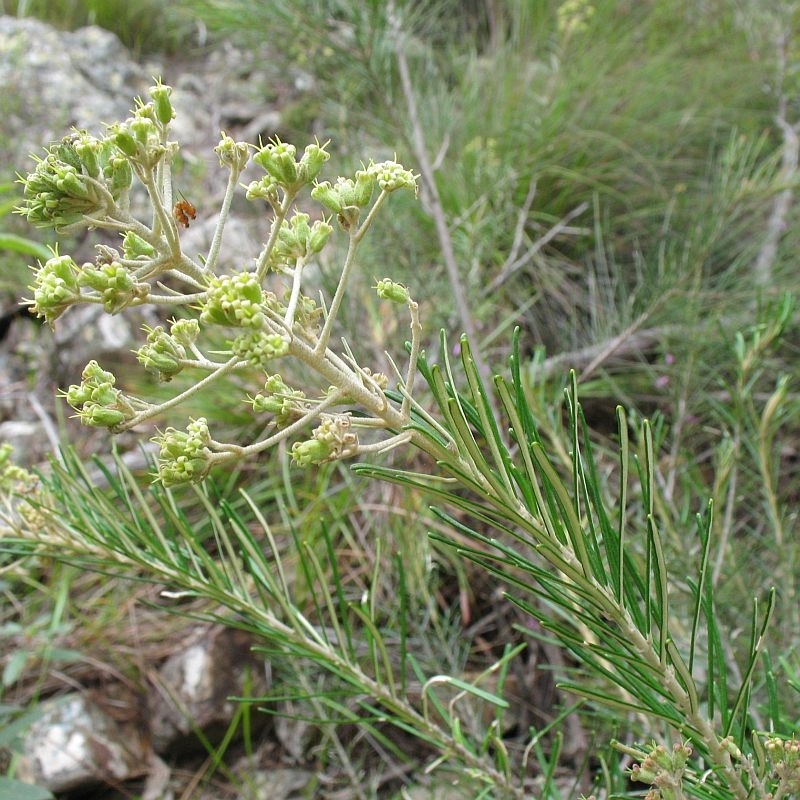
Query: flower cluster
xmin=214 ymin=133 xmax=250 ymax=172
xmin=311 ymin=171 xmax=375 ymax=213
xmin=78 ymin=259 xmax=145 ymax=314
xmin=0 ymin=443 xmax=38 ymax=496
xmin=18 ymin=79 xmax=177 ymax=236
xmin=17 ymin=81 xmax=421 ymax=484
xmin=368 ymin=160 xmax=418 ymax=194
xmin=137 ymin=324 xmax=187 ymax=381
xmin=20 ymin=133 xmax=131 ymax=229
xmin=629 ymin=741 xmax=692 ymax=800
xmin=107 ymin=81 xmax=175 ymax=171
xmin=765 ymin=736 xmax=800 ymax=793
xmin=251 ymin=138 xmax=330 ymax=196
xmin=291 ymin=414 xmax=359 ymax=467
xmin=310 ymin=161 xmax=417 ymax=230
xmin=557 ymin=0 xmax=595 ymax=38
xmin=0 ymin=444 xmax=43 ymax=533
xmin=288 ymin=293 xmax=323 ymax=338
xmin=230 ymin=329 xmax=290 ymax=368
xmin=29 ymin=253 xmax=81 ymax=326
xmin=200 ymin=273 xmax=268 ymax=328
xmin=63 ymin=360 xmax=137 ymax=430
xmin=29 ymin=251 xmax=148 ymax=325
xmin=268 ymin=212 xmax=333 ymax=269
xmin=154 ymin=418 xmax=213 ymax=486
xmin=251 ymin=374 xmax=309 ymax=427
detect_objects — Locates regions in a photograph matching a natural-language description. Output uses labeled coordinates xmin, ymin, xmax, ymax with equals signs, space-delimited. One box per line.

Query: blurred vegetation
xmin=3 ymin=0 xmax=800 ymax=798
xmin=0 ymin=0 xmax=199 ymax=54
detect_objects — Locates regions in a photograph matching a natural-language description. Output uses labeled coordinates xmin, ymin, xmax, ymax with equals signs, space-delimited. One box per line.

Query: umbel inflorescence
xmin=19 ymin=80 xmax=422 ymax=485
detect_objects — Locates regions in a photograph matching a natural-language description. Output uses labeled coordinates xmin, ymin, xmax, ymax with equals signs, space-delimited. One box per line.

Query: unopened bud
xmin=149 ymin=80 xmax=175 ymax=126
xmin=375 ymin=278 xmax=410 ymax=304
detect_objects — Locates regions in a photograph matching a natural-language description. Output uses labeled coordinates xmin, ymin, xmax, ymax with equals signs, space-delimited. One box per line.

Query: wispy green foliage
xmin=4 ymin=0 xmax=198 ymax=54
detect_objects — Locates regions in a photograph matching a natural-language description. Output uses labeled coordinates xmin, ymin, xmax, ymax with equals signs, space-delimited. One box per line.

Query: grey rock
xmin=0 ymin=17 xmax=148 ymax=170
xmin=15 ymin=693 xmax=149 ymax=793
xmin=149 ymin=625 xmax=271 ymax=753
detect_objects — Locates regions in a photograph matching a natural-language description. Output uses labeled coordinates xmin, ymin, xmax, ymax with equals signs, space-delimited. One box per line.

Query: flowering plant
xmin=10 ymin=81 xmax=797 ymax=799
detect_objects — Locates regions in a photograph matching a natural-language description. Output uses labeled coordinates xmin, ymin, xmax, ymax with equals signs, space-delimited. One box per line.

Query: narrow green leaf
xmin=0 ymin=232 xmax=51 ymax=260
xmin=300 ymin=538 xmax=347 ymax=655
xmin=666 ymin=639 xmax=699 ymax=715
xmin=558 ymin=682 xmax=683 ymax=725
xmin=0 ymin=777 xmax=55 ymax=800
xmin=408 ymin=655 xmax=450 ymax=726
xmin=528 ymin=442 xmax=593 ymax=574
xmin=726 ymin=588 xmax=776 ymax=742
xmin=615 ymin=406 xmax=628 ymax=606
xmin=458 ymin=336 xmax=516 ymax=494
xmin=436 ymin=675 xmax=510 ymax=709
xmin=348 ymin=604 xmax=396 ymax=699
xmin=647 ymin=514 xmax=669 ymax=662
xmin=761 ymin=651 xmax=780 ymax=730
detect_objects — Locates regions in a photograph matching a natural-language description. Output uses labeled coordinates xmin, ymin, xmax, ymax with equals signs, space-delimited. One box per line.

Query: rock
xmin=228 ymin=757 xmax=314 ymax=800
xmin=14 ymin=693 xmax=149 ymax=793
xmin=0 ymin=17 xmax=148 ymax=171
xmin=148 ymin=625 xmax=270 ymax=753
xmin=0 ymin=420 xmax=46 ymax=464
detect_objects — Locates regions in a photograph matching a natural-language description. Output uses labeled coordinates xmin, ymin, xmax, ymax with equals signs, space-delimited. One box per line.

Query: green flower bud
xmin=110 ymin=124 xmax=139 ymax=158
xmin=254 ymin=139 xmax=300 ymax=189
xmin=55 ymin=168 xmax=90 ymax=199
xmin=215 ymin=133 xmax=250 ymax=171
xmin=106 ymin=156 xmax=133 ymax=195
xmin=122 ymin=231 xmax=156 ymax=259
xmin=375 ymin=278 xmax=411 ymax=304
xmin=64 ymin=382 xmax=92 ymax=408
xmin=263 ymin=373 xmax=291 ymax=394
xmin=55 ymin=140 xmax=83 ymax=172
xmin=250 ymin=393 xmax=281 ymax=414
xmin=298 ymin=140 xmax=330 ymax=182
xmin=79 ymin=403 xmax=128 ymax=428
xmin=130 ymin=116 xmax=156 ymax=145
xmin=310 ymin=181 xmax=344 ymax=214
xmin=308 ymin=219 xmax=333 ymax=254
xmin=149 ymin=80 xmax=175 ymax=126
xmin=291 ymin=438 xmax=333 ymax=467
xmin=139 ymin=349 xmax=184 ymax=380
xmin=352 ymin=169 xmax=375 ymax=206
xmin=630 ymin=763 xmax=657 ymax=784
xmin=72 ymin=136 xmax=102 ymax=178
xmin=719 ymin=736 xmax=743 ymax=761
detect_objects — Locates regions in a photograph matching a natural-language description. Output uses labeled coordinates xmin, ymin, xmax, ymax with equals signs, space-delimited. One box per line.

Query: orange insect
xmin=173 ymin=194 xmax=197 ymax=228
